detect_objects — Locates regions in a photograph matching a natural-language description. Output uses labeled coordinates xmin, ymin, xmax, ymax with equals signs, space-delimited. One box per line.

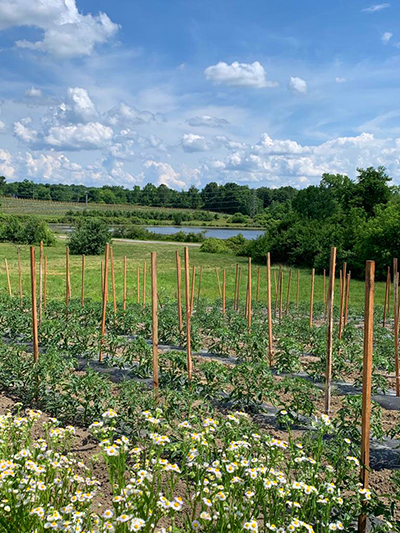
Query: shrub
xmin=200 ymin=238 xmax=230 ymax=254
xmin=229 ymin=212 xmax=249 ymax=224
xmin=0 ymin=215 xmax=55 ymax=245
xmin=69 ymin=218 xmax=111 ymax=255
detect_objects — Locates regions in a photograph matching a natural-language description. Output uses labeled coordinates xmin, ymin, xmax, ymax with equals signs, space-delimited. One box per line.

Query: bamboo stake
xmin=358 ymin=260 xmax=375 ymax=533
xmin=338 ymin=263 xmax=347 ymax=339
xmin=18 ymin=248 xmax=23 ymax=305
xmin=222 ymin=269 xmax=226 ymax=315
xmin=142 ymin=261 xmax=146 ymax=309
xmin=39 ymin=241 xmax=43 ymax=325
xmin=137 ymin=266 xmax=140 ymax=304
xmin=394 ymin=258 xmax=399 ymax=396
xmin=110 ymin=248 xmax=117 ymax=319
xmin=309 ymin=268 xmax=315 ymax=329
xmin=344 ymin=271 xmax=351 ymax=327
xmin=151 ymin=252 xmax=159 ymax=394
xmin=256 ymin=267 xmax=261 ymax=302
xmin=267 ymin=253 xmax=273 ymax=366
xmin=184 ymin=247 xmax=192 ymax=381
xmin=190 ymin=266 xmax=196 ymax=316
xmin=216 ymin=267 xmax=222 ymax=297
xmin=285 ymin=268 xmax=292 ymax=314
xmin=44 ymin=255 xmax=47 ymax=310
xmin=196 ymin=266 xmax=203 ymax=310
xmin=123 ymin=256 xmax=127 ymax=311
xmin=99 ymin=244 xmax=109 ymax=362
xmin=247 ymin=258 xmax=252 ymax=331
xmin=4 ymin=258 xmax=12 ymax=298
xmin=81 ymin=255 xmax=85 ymax=307
xmin=383 ymin=267 xmax=390 ymax=327
xmin=176 ymin=251 xmax=183 ymax=334
xmin=66 ymin=246 xmax=70 ymax=307
xmin=30 ymin=247 xmax=39 ymax=364
xmin=278 ymin=268 xmax=283 ymax=321
xmin=324 ymin=247 xmax=337 ymax=414
xmin=296 ymin=270 xmax=300 ymax=309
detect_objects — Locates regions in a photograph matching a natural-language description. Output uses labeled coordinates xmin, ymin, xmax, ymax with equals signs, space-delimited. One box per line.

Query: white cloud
xmin=335 ymin=77 xmax=347 ymax=83
xmin=382 ymin=32 xmax=393 ymax=44
xmin=0 ymin=149 xmax=14 ymax=177
xmin=144 ymin=160 xmax=187 ymax=188
xmin=181 ymin=133 xmax=213 ymax=153
xmin=187 ymin=115 xmax=230 ymax=128
xmin=104 ymin=103 xmax=165 ymax=128
xmin=288 ymin=77 xmax=307 ymax=95
xmin=14 ymin=121 xmax=39 ymax=143
xmin=25 ymin=87 xmax=42 ymax=98
xmin=362 ymin=3 xmax=390 ymax=12
xmin=0 ymin=0 xmax=119 ymax=58
xmin=66 ymin=88 xmax=98 ymax=123
xmin=0 ymin=120 xmax=5 ymax=132
xmin=204 ymin=61 xmax=278 ymax=89
xmin=44 ymin=122 xmax=113 ymax=151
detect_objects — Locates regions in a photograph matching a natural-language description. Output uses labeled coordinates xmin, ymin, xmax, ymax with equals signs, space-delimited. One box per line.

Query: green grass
xmin=0 ymin=240 xmax=388 ymax=310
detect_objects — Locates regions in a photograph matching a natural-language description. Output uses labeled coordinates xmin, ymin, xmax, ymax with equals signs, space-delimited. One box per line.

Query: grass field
xmin=0 ymin=239 xmax=388 ymax=310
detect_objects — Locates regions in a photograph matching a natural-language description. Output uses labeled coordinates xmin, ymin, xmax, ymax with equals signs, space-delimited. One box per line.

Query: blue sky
xmin=0 ymin=0 xmax=399 ymax=189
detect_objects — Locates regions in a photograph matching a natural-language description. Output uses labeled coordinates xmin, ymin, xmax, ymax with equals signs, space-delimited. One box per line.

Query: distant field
xmin=0 ymin=196 xmax=216 ymax=217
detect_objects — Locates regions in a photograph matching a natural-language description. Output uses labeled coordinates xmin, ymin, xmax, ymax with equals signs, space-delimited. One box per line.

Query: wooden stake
xmin=81 ymin=255 xmax=85 ymax=307
xmin=216 ymin=267 xmax=222 ymax=297
xmin=285 ymin=268 xmax=292 ymax=314
xmin=142 ymin=261 xmax=146 ymax=309
xmin=279 ymin=268 xmax=283 ymax=321
xmin=338 ymin=263 xmax=347 ymax=339
xmin=309 ymin=268 xmax=315 ymax=329
xmin=30 ymin=246 xmax=39 ymax=364
xmin=234 ymin=264 xmax=239 ymax=310
xmin=383 ymin=266 xmax=390 ymax=327
xmin=344 ymin=271 xmax=351 ymax=327
xmin=44 ymin=255 xmax=47 ymax=310
xmin=101 ymin=261 xmax=104 ymax=297
xmin=18 ymin=248 xmax=23 ymax=305
xmin=274 ymin=270 xmax=278 ymax=299
xmin=267 ymin=253 xmax=273 ymax=366
xmin=39 ymin=241 xmax=43 ymax=325
xmin=4 ymin=258 xmax=12 ymax=298
xmin=66 ymin=246 xmax=70 ymax=307
xmin=110 ymin=248 xmax=117 ymax=318
xmin=247 ymin=258 xmax=252 ymax=330
xmin=358 ymin=260 xmax=375 ymax=533
xmin=151 ymin=252 xmax=159 ymax=394
xmin=394 ymin=258 xmax=399 ymax=396
xmin=222 ymin=268 xmax=226 ymax=315
xmin=123 ymin=256 xmax=127 ymax=311
xmin=190 ymin=266 xmax=196 ymax=315
xmin=99 ymin=244 xmax=109 ymax=362
xmin=176 ymin=251 xmax=183 ymax=333
xmin=296 ymin=270 xmax=300 ymax=309
xmin=184 ymin=247 xmax=192 ymax=381
xmin=137 ymin=266 xmax=140 ymax=304
xmin=324 ymin=247 xmax=337 ymax=414
xmin=256 ymin=267 xmax=261 ymax=302
xmin=274 ymin=267 xmax=281 ymax=316
xmin=323 ymin=268 xmax=326 ymax=305
xmin=237 ymin=267 xmax=242 ymax=311
xmin=196 ymin=266 xmax=203 ymax=310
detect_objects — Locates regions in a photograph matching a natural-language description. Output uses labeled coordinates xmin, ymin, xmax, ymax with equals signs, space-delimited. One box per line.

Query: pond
xmin=145 ymin=226 xmax=265 ymax=240
xmin=49 ymin=224 xmax=265 ymax=241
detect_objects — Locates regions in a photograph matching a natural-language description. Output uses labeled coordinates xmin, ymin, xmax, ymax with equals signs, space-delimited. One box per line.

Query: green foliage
xmin=200 ymin=237 xmax=230 ymax=254
xmin=0 ymin=215 xmax=55 ymax=245
xmin=69 ymin=217 xmax=111 ymax=255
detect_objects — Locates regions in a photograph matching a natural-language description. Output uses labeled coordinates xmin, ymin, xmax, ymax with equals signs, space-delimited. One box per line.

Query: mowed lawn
xmin=0 ymin=239 xmax=389 ymax=310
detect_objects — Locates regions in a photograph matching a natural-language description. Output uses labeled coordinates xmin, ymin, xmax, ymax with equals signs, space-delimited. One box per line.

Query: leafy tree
xmin=69 ymin=218 xmax=111 ymax=255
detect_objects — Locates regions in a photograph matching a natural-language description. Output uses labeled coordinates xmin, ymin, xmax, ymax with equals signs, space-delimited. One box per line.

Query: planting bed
xmin=0 ymin=296 xmax=400 ymax=532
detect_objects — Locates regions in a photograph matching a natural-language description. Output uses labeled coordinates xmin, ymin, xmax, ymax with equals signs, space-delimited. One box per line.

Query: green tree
xmin=69 ymin=218 xmax=111 ymax=255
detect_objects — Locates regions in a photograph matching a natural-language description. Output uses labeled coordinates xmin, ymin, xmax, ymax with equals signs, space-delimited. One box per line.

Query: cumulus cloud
xmin=44 ymin=122 xmax=113 ymax=150
xmin=0 ymin=0 xmax=119 ymax=58
xmin=362 ymin=3 xmax=390 ymax=12
xmin=0 ymin=149 xmax=14 ymax=177
xmin=288 ymin=77 xmax=307 ymax=95
xmin=187 ymin=115 xmax=230 ymax=128
xmin=181 ymin=133 xmax=214 ymax=153
xmin=204 ymin=61 xmax=278 ymax=89
xmin=104 ymin=103 xmax=165 ymax=128
xmin=66 ymin=88 xmax=99 ymax=123
xmin=143 ymin=160 xmax=187 ymax=188
xmin=382 ymin=32 xmax=393 ymax=43
xmin=25 ymin=87 xmax=42 ymax=98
